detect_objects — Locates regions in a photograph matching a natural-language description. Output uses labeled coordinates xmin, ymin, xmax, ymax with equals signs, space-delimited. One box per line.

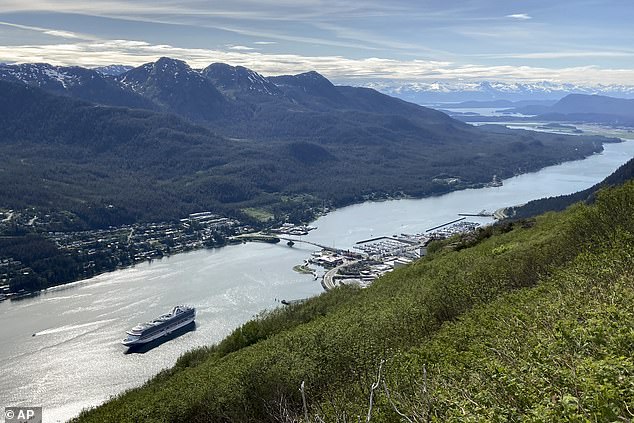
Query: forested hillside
xmin=75 ymin=181 xmax=634 ymax=422
xmin=0 ymin=79 xmax=612 ymax=229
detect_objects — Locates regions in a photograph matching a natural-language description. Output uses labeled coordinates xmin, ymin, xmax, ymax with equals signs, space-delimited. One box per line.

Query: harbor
xmin=300 ymin=218 xmax=483 ymax=289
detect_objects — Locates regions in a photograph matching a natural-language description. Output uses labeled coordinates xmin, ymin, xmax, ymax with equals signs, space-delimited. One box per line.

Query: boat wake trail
xmin=34 ymin=319 xmax=117 ymax=336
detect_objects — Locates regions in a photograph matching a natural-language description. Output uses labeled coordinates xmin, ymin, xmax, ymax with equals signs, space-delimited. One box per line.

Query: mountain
xmin=0 ymin=59 xmax=464 ymax=141
xmin=202 ymin=63 xmax=281 ymax=97
xmin=545 ymin=93 xmax=634 ymax=116
xmin=0 ymin=62 xmax=152 ymax=109
xmin=0 ymin=77 xmax=612 ymax=229
xmin=269 ymin=71 xmax=348 ymax=109
xmin=0 ymin=79 xmax=236 ymax=224
xmin=362 ymin=80 xmax=634 ymax=104
xmin=94 ymin=64 xmax=134 ymax=76
xmin=5 ymin=60 xmax=634 ymax=129
xmin=505 ymin=94 xmax=634 ymax=125
xmin=117 ymin=57 xmax=227 ymax=122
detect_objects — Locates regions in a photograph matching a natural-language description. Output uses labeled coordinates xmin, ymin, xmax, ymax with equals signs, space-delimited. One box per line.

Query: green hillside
xmin=75 ymin=182 xmax=634 ymax=422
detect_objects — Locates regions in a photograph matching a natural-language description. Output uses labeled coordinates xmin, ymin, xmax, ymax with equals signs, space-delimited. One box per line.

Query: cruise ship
xmin=122 ymin=305 xmax=196 ymax=346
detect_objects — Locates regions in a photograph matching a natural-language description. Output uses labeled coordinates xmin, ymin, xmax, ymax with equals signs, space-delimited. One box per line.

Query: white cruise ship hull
xmin=122 ymin=305 xmax=196 ymax=347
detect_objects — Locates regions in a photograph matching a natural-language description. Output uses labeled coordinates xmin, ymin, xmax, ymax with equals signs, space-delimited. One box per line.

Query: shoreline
xmin=3 ymin=134 xmax=631 ymax=299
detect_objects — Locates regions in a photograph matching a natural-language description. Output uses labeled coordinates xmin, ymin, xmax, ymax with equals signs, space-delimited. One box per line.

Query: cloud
xmin=253 ymin=41 xmax=277 ymax=45
xmin=0 ymin=21 xmax=86 ymax=39
xmin=506 ymin=13 xmax=532 ymax=20
xmin=479 ymin=51 xmax=634 ymax=60
xmin=1 ymin=38 xmax=633 ymax=86
xmin=227 ymin=45 xmax=255 ymax=51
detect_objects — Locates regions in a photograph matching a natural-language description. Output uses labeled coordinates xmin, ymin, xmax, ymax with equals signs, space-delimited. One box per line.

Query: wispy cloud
xmin=0 ymin=21 xmax=87 ymax=39
xmin=253 ymin=41 xmax=276 ymax=45
xmin=506 ymin=13 xmax=532 ymax=20
xmin=227 ymin=45 xmax=255 ymax=51
xmin=479 ymin=51 xmax=634 ymax=59
xmin=1 ymin=38 xmax=633 ymax=86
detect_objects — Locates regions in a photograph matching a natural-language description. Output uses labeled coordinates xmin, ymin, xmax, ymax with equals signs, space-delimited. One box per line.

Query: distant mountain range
xmin=447 ymin=93 xmax=634 ymax=126
xmin=0 ymin=58 xmax=456 ymax=141
xmin=362 ymin=80 xmax=634 ymax=104
xmin=510 ymin=94 xmax=634 ymax=118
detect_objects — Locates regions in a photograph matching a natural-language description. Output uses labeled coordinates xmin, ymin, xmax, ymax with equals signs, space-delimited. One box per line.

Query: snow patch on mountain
xmin=202 ymin=63 xmax=280 ymax=95
xmin=0 ymin=63 xmax=79 ymax=89
xmin=93 ymin=65 xmax=134 ymax=76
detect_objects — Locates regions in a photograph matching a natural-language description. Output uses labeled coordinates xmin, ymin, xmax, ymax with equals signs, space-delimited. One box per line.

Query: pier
xmin=425 ymin=217 xmax=466 ymax=232
xmin=458 ymin=210 xmax=493 ymax=217
xmin=355 ymin=236 xmax=393 ymax=245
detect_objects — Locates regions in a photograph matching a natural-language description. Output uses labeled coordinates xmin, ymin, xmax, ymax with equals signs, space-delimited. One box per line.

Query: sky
xmin=0 ymin=0 xmax=633 ymax=85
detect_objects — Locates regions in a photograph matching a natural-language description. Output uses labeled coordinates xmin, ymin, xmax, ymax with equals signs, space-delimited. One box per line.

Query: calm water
xmin=304 ymin=136 xmax=634 ymax=249
xmin=0 ymin=244 xmax=322 ymax=422
xmin=1 ymin=132 xmax=632 ymax=422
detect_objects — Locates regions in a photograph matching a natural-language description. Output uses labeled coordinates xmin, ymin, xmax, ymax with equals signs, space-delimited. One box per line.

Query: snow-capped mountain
xmin=93 ymin=64 xmax=134 ymax=76
xmin=117 ymin=57 xmax=226 ymax=120
xmin=202 ymin=63 xmax=281 ymax=96
xmin=359 ymin=80 xmax=634 ymax=104
xmin=0 ymin=63 xmax=82 ymax=89
xmin=0 ymin=62 xmax=153 ymax=108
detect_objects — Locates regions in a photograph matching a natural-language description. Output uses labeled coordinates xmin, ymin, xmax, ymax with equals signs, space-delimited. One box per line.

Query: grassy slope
xmin=386 ymin=238 xmax=633 ymax=422
xmin=75 ymin=182 xmax=634 ymax=422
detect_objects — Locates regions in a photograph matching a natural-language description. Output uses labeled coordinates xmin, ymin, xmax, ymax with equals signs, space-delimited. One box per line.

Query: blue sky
xmin=0 ymin=0 xmax=632 ymax=85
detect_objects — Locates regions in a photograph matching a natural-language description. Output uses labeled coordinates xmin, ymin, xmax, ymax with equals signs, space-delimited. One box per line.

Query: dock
xmin=425 ymin=217 xmax=466 ymax=233
xmin=458 ymin=210 xmax=493 ymax=217
xmin=355 ymin=236 xmax=393 ymax=245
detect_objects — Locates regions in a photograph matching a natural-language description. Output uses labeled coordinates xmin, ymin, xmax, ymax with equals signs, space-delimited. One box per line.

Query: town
xmin=0 ymin=208 xmax=248 ymax=299
xmin=1 ymin=205 xmax=484 ymax=301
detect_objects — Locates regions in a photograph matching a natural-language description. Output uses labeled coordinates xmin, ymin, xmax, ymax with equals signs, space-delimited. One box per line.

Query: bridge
xmin=234 ymin=232 xmax=355 ymax=256
xmin=277 ymin=236 xmax=342 ymax=253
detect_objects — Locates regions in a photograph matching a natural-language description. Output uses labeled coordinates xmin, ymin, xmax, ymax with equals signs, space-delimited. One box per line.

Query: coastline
xmin=2 ymin=133 xmax=630 ymax=299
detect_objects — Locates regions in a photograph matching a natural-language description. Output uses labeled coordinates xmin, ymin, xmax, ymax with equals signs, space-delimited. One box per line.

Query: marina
xmin=306 ymin=219 xmax=482 ymax=289
xmin=425 ymin=217 xmax=466 ymax=232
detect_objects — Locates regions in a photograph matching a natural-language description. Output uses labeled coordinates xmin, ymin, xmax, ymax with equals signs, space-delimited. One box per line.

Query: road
xmin=322 ymin=260 xmax=359 ymax=290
